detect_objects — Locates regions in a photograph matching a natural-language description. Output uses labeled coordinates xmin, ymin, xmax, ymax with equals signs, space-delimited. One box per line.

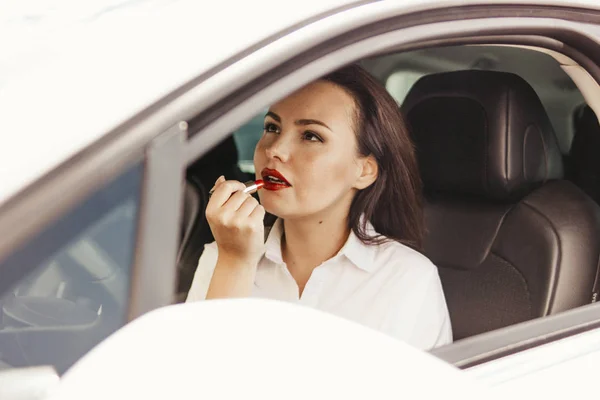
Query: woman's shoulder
xmin=372 ymin=238 xmax=438 ymax=278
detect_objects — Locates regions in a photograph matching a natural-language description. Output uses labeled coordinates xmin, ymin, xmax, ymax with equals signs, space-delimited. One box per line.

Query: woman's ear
xmin=354 ymin=155 xmax=378 ymax=190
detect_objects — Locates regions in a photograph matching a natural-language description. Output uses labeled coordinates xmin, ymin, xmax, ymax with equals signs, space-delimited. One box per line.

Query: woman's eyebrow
xmin=296 ymin=119 xmax=331 ymax=131
xmin=266 ymin=111 xmax=331 ymax=131
xmin=265 ymin=111 xmax=281 ymax=122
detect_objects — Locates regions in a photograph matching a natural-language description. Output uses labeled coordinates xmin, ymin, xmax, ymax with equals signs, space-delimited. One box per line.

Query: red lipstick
xmin=261 ymin=168 xmax=291 ymax=191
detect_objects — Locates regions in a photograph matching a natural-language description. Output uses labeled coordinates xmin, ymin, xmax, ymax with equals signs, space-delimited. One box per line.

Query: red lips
xmin=261 ymin=168 xmax=291 ymax=191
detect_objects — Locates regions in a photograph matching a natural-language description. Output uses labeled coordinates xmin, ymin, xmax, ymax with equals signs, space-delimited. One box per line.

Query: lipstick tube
xmin=242 ymin=179 xmax=265 ymax=194
xmin=209 ymin=179 xmax=264 ymax=197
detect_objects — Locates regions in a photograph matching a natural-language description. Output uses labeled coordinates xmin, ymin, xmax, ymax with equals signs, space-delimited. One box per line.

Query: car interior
xmin=2 ymin=43 xmax=600 ymax=375
xmin=176 ymin=44 xmax=600 ymax=342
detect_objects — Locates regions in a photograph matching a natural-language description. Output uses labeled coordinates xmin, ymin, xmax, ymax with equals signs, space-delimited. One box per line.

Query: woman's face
xmin=254 ymin=80 xmax=376 ymax=221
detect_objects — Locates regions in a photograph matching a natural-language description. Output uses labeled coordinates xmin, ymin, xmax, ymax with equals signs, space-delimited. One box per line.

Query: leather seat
xmin=178 ymin=182 xmax=202 ymax=266
xmin=568 ymin=104 xmax=600 ymax=205
xmin=401 ymin=70 xmax=600 ymax=340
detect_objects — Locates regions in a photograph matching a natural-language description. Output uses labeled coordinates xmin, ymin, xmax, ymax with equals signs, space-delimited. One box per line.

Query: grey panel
xmin=128 ymin=122 xmax=187 ymax=320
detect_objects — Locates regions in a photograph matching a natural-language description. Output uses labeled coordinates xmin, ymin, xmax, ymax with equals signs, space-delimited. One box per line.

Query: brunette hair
xmin=321 ymin=64 xmax=424 ymax=251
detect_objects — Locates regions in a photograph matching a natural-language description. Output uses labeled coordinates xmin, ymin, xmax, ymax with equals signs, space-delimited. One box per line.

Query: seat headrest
xmin=402 ymin=70 xmax=564 ymax=201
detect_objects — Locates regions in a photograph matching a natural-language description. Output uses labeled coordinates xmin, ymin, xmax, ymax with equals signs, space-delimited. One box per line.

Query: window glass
xmin=233 ymin=110 xmax=265 ymax=174
xmin=0 ymin=163 xmax=143 ymax=374
xmin=385 ymin=70 xmax=425 ymax=104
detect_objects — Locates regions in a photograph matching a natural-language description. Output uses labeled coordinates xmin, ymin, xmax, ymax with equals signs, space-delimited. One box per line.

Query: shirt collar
xmin=263 ymin=217 xmax=378 ymax=272
xmin=264 ymin=218 xmax=285 ymax=265
xmin=340 ymin=219 xmax=377 ymax=272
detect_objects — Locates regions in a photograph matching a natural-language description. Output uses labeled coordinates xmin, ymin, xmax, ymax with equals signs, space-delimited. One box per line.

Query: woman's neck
xmin=281 ymin=209 xmax=351 ymax=291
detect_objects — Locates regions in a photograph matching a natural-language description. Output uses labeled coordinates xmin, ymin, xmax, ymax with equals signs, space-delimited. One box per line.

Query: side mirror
xmin=0 ymin=365 xmax=59 ymax=400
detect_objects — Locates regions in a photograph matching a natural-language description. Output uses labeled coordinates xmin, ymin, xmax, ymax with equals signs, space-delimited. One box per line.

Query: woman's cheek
xmin=253 ymin=142 xmax=266 ymax=169
xmin=254 ymin=138 xmax=265 ymax=156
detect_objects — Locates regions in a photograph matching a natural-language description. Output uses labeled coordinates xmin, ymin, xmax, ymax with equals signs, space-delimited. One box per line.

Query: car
xmin=2 ymin=0 xmax=600 ymax=398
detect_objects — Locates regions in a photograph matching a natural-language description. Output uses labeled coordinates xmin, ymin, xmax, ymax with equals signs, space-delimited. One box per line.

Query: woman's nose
xmin=265 ymin=137 xmax=290 ymax=162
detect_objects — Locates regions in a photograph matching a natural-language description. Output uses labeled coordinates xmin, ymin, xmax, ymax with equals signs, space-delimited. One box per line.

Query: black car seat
xmin=176 ymin=136 xmax=251 ymax=299
xmin=178 ymin=182 xmax=202 ymax=265
xmin=568 ymin=104 xmax=600 ymax=205
xmin=401 ymin=70 xmax=600 ymax=340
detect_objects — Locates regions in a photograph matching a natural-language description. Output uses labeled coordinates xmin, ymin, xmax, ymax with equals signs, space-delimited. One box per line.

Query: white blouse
xmin=187 ymin=219 xmax=453 ymax=350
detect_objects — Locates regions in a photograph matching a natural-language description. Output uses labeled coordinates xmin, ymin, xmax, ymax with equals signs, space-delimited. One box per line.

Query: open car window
xmin=196 ymin=42 xmax=598 ymax=352
xmin=232 ymin=110 xmax=266 ymax=174
xmin=385 ymin=70 xmax=425 ymax=104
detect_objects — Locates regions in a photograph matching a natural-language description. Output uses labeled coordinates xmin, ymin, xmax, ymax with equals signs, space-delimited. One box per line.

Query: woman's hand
xmin=205 ymin=176 xmax=266 ymax=267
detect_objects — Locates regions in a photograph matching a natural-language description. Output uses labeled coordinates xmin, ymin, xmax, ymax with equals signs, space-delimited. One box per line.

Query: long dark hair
xmin=322 ymin=64 xmax=424 ymax=251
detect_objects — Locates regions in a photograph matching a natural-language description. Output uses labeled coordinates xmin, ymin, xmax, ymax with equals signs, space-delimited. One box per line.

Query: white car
xmin=2 ymin=0 xmax=600 ymax=398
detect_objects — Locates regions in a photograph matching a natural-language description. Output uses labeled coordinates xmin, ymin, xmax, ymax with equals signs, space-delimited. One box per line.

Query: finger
xmin=231 ymin=204 xmax=264 ymax=234
xmin=248 ymin=204 xmax=266 ymax=223
xmin=209 ymin=175 xmax=226 ymax=194
xmin=220 ymin=190 xmax=251 ymax=213
xmin=213 ymin=175 xmax=225 ymax=186
xmin=235 ymin=196 xmax=259 ymax=217
xmin=208 ymin=180 xmax=246 ymax=208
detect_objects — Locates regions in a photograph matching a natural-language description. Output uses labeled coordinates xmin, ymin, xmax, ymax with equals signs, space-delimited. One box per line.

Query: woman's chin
xmin=261 ymin=199 xmax=285 ymax=216
xmin=260 ymin=194 xmax=293 ymax=217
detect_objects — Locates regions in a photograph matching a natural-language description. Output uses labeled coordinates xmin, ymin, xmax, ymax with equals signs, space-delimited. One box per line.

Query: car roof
xmin=1 ymin=0 xmax=599 ymax=207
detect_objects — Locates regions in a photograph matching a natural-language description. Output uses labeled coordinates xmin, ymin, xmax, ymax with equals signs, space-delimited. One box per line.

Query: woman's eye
xmin=264 ymin=123 xmax=279 ymax=133
xmin=302 ymin=131 xmax=323 ymax=142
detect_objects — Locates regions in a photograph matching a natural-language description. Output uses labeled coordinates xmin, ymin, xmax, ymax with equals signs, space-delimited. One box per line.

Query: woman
xmin=187 ymin=64 xmax=452 ymax=350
